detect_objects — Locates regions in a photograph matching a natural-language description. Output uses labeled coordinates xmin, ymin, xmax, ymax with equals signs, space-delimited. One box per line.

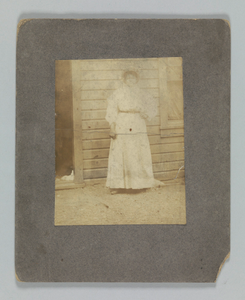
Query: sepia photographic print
xmin=15 ymin=19 xmax=230 ymax=283
xmin=55 ymin=57 xmax=186 ymax=225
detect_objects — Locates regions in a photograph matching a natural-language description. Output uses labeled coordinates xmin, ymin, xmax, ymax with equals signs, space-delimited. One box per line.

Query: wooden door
xmin=158 ymin=57 xmax=184 ymax=138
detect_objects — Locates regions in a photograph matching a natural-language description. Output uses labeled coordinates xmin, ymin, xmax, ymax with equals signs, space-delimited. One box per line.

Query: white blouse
xmin=105 ymin=83 xmax=158 ymax=126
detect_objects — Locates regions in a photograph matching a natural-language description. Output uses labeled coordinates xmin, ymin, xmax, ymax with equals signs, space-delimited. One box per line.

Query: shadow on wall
xmin=55 ymin=60 xmax=74 ymax=177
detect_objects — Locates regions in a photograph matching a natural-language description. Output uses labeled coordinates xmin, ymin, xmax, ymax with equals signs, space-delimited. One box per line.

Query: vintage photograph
xmin=55 ymin=57 xmax=186 ymax=225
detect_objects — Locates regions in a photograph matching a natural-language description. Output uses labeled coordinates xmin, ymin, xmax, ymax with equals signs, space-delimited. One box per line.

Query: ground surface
xmin=55 ymin=182 xmax=186 ymax=225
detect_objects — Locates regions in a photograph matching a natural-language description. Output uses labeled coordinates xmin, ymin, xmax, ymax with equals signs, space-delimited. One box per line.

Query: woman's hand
xmin=140 ymin=111 xmax=148 ymax=120
xmin=109 ymin=132 xmax=116 ymax=139
xmin=109 ymin=122 xmax=116 ymax=139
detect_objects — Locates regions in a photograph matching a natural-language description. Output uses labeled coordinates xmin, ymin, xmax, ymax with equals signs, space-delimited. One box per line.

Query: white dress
xmin=105 ymin=83 xmax=158 ymax=189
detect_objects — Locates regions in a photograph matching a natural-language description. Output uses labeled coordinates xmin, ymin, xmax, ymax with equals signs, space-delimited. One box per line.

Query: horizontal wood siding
xmin=81 ymin=126 xmax=184 ymax=140
xmin=82 ymin=117 xmax=160 ymax=130
xmin=82 ymin=136 xmax=184 ymax=150
xmin=83 ymin=142 xmax=184 ymax=159
xmin=78 ymin=58 xmax=185 ymax=181
xmin=83 ymin=152 xmax=185 ymax=170
xmin=81 ymin=110 xmax=160 ymax=123
xmin=81 ymin=89 xmax=159 ymax=100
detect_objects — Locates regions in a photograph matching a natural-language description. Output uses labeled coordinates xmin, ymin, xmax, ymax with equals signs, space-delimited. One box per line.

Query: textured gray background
xmin=15 ymin=19 xmax=230 ymax=282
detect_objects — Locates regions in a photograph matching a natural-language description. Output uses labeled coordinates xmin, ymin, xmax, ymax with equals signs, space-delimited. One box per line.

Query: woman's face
xmin=125 ymin=74 xmax=138 ymax=87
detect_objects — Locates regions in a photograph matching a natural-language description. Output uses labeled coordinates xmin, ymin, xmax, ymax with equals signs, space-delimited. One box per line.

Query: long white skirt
xmin=106 ymin=112 xmax=155 ymax=189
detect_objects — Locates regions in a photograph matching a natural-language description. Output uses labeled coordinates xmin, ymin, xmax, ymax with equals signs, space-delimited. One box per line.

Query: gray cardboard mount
xmin=15 ymin=19 xmax=230 ymax=282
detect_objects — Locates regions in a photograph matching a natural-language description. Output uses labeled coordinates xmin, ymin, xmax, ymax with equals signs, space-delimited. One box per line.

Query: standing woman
xmin=105 ymin=70 xmax=161 ymax=190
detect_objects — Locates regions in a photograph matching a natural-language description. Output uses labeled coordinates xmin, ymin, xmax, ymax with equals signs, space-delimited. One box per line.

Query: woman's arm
xmin=109 ymin=122 xmax=116 ymax=139
xmin=140 ymin=110 xmax=148 ymax=120
xmin=105 ymin=91 xmax=118 ymax=138
xmin=140 ymin=92 xmax=158 ymax=121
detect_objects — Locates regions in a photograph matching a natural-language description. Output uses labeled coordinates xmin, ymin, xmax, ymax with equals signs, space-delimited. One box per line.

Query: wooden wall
xmin=72 ymin=58 xmax=185 ymax=182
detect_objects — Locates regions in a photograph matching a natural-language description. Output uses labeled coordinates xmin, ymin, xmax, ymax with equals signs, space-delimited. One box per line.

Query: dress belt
xmin=119 ymin=110 xmax=140 ymax=114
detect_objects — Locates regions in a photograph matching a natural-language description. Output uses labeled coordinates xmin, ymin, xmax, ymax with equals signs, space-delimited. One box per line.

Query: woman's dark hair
xmin=123 ymin=70 xmax=139 ymax=83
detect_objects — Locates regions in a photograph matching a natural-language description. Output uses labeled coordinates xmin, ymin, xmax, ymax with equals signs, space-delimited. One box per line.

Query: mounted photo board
xmin=15 ymin=19 xmax=230 ymax=282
